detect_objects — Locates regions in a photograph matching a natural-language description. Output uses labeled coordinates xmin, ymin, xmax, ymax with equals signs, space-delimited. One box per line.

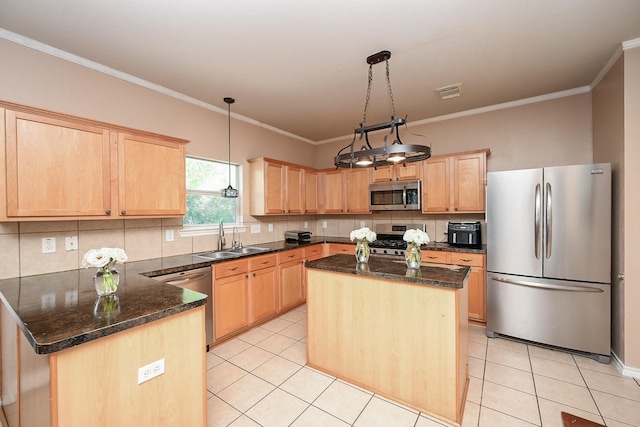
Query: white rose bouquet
xmin=402 ymin=229 xmax=430 ymax=246
xmin=403 ymin=229 xmax=430 ymax=269
xmin=83 ymin=247 xmax=128 ymax=295
xmin=350 ymin=227 xmax=376 ymax=263
xmin=350 ymin=227 xmax=377 ymax=243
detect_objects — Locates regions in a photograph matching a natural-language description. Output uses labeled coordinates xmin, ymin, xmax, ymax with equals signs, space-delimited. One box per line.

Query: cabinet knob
xmin=121 ymin=210 xmax=126 ymax=215
xmin=253 ymin=273 xmax=256 ymax=277
xmin=105 ymin=210 xmax=111 ymax=215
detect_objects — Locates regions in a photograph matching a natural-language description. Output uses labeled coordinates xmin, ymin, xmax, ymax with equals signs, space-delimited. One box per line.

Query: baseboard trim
xmin=611 ymin=350 xmax=640 ymax=379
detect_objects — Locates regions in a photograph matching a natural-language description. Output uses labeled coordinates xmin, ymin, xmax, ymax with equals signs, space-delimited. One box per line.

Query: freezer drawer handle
xmin=490 ymin=276 xmax=603 ymax=293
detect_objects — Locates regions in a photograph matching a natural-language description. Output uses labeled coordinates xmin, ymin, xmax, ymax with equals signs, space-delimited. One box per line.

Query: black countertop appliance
xmin=447 ymin=222 xmax=481 ymax=247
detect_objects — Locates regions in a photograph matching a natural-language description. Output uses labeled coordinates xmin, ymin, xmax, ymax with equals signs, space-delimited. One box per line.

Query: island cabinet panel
xmin=424 ymin=250 xmax=486 ymax=322
xmin=51 ymin=307 xmax=206 ymax=427
xmin=422 ymin=149 xmax=489 ymax=214
xmin=117 ymin=132 xmax=186 ymax=217
xmin=248 ymin=254 xmax=279 ymax=323
xmin=214 ymin=260 xmax=250 ymax=339
xmin=306 ymin=269 xmax=468 ymax=425
xmin=0 ymin=102 xmax=189 ymax=221
xmin=3 ymin=109 xmax=111 ymax=218
xmin=278 ymin=248 xmax=305 ymax=311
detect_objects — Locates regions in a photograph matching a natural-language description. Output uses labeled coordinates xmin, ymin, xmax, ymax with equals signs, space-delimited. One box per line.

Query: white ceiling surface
xmin=1 ymin=0 xmax=640 ymax=144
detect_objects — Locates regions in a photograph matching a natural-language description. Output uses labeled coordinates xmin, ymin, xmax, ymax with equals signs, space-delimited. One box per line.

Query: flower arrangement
xmin=83 ymin=247 xmax=128 ymax=295
xmin=403 ymin=229 xmax=430 ymax=269
xmin=350 ymin=227 xmax=376 ymax=263
xmin=402 ymin=229 xmax=430 ymax=246
xmin=349 ymin=227 xmax=377 ymax=243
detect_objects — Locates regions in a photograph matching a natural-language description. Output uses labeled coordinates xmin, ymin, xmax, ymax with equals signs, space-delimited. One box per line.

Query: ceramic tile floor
xmin=206 ymin=305 xmax=640 ymax=427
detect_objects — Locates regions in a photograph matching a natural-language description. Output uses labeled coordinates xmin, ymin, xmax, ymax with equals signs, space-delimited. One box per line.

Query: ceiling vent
xmin=435 ymin=83 xmax=463 ymax=100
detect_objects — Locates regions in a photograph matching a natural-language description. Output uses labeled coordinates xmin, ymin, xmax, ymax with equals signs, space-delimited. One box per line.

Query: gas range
xmin=369 ymin=223 xmax=426 ymax=257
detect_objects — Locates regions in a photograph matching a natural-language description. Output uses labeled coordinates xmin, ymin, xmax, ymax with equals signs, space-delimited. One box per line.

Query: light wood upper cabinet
xmin=319 ymin=168 xmax=371 ymax=214
xmin=372 ymin=163 xmax=421 ymax=182
xmin=345 ymin=168 xmax=371 ymax=213
xmin=0 ymin=103 xmax=188 ymax=221
xmin=422 ymin=149 xmax=488 ymax=214
xmin=249 ymin=157 xmax=319 ymax=215
xmin=117 ymin=132 xmax=186 ymax=217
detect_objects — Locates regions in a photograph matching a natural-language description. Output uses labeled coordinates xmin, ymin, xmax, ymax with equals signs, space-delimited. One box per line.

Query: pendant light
xmin=221 ymin=97 xmax=239 ymax=198
xmin=334 ymin=50 xmax=431 ymax=169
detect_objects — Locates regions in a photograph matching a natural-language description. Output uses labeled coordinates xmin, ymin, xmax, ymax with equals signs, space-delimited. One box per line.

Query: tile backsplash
xmin=0 ymin=213 xmax=485 ymax=279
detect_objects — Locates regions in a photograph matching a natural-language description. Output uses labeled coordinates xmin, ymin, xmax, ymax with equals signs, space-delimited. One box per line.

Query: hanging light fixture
xmin=221 ymin=97 xmax=239 ymax=198
xmin=334 ymin=50 xmax=431 ymax=169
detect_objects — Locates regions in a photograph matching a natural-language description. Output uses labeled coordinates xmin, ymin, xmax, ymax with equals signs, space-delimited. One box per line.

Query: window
xmin=184 ymin=156 xmax=240 ymax=226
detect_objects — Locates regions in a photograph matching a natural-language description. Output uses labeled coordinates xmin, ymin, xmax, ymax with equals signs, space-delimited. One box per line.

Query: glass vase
xmin=93 ymin=262 xmax=120 ymax=296
xmin=93 ymin=295 xmax=121 ymax=320
xmin=405 ymin=243 xmax=422 ymax=269
xmin=355 ymin=240 xmax=370 ymax=263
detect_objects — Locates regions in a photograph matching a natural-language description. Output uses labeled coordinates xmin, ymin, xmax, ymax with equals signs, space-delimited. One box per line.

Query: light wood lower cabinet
xmin=248 ymin=254 xmax=279 ymax=323
xmin=278 ymin=248 xmax=305 ymax=311
xmin=423 ymin=250 xmax=486 ymax=322
xmin=214 ymin=259 xmax=249 ymax=340
xmin=327 ymin=243 xmax=354 ymax=255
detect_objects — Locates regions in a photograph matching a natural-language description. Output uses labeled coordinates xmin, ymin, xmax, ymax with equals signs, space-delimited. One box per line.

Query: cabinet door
xmin=286 ymin=165 xmax=304 ymax=214
xmin=372 ymin=166 xmax=394 ymax=182
xmin=304 ymin=169 xmax=319 ymax=213
xmin=422 ymin=156 xmax=450 ymax=213
xmin=4 ymin=110 xmax=111 ymax=218
xmin=322 ymin=169 xmax=345 ymax=213
xmin=345 ymin=168 xmax=371 ymax=213
xmin=279 ymin=249 xmax=304 ymax=311
xmin=214 ymin=273 xmax=249 ymax=339
xmin=264 ymin=161 xmax=285 ymax=214
xmin=453 ymin=152 xmax=486 ymax=212
xmin=394 ymin=163 xmax=421 ymax=181
xmin=249 ymin=267 xmax=279 ymax=323
xmin=466 ymin=266 xmax=485 ymax=321
xmin=117 ymin=132 xmax=186 ymax=216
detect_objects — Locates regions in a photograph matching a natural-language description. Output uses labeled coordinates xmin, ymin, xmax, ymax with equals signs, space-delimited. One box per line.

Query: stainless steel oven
xmin=369 ymin=180 xmax=421 ymax=211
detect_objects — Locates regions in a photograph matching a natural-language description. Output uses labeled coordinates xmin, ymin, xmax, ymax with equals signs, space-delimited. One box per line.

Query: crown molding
xmin=0 ymin=28 xmax=315 ymax=145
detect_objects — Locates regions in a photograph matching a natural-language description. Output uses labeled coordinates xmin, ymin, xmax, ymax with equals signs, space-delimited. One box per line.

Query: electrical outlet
xmin=138 ymin=358 xmax=165 ymax=384
xmin=64 ymin=289 xmax=78 ymax=307
xmin=65 ymin=236 xmax=78 ymax=251
xmin=322 ymin=220 xmax=327 ymax=229
xmin=165 ymin=229 xmax=174 ymax=242
xmin=251 ymin=224 xmax=260 ymax=233
xmin=41 ymin=293 xmax=56 ymax=310
xmin=42 ymin=237 xmax=56 ymax=253
xmin=268 ymin=223 xmax=273 ymax=232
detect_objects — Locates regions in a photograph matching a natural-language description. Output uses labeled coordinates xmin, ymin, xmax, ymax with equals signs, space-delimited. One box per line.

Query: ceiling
xmin=1 ymin=0 xmax=640 ymax=144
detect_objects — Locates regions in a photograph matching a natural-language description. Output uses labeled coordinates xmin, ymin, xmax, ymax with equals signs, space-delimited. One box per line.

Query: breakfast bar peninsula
xmin=305 ymin=254 xmax=470 ymax=426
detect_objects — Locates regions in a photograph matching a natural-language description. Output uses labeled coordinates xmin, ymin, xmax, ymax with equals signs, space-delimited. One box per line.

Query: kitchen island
xmin=0 ymin=266 xmax=207 ymax=427
xmin=305 ymin=254 xmax=470 ymax=426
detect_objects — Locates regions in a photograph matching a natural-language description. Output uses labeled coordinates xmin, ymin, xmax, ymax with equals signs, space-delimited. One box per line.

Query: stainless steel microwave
xmin=369 ymin=180 xmax=421 ymax=211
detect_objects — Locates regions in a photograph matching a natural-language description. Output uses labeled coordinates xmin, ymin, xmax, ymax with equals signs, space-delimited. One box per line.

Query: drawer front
xmin=214 ymin=259 xmax=249 ymax=279
xmin=303 ymin=244 xmax=324 ymax=259
xmin=449 ymin=252 xmax=484 ymax=267
xmin=422 ymin=250 xmax=449 ymax=264
xmin=328 ymin=244 xmax=354 ymax=255
xmin=277 ymin=248 xmax=304 ymax=263
xmin=249 ymin=253 xmax=278 ymax=271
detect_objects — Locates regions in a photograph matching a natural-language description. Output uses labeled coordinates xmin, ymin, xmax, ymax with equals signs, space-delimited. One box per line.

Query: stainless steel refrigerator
xmin=486 ymin=163 xmax=611 ymax=363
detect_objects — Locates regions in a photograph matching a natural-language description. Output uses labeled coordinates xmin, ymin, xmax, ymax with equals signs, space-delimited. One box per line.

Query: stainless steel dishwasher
xmin=151 ymin=267 xmax=213 ymax=351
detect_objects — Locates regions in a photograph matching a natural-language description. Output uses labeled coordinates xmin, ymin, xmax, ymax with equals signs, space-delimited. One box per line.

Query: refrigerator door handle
xmin=534 ymin=183 xmax=541 ymax=259
xmin=490 ymin=276 xmax=604 ymax=293
xmin=402 ymin=185 xmax=407 ymax=208
xmin=546 ymin=182 xmax=552 ymax=259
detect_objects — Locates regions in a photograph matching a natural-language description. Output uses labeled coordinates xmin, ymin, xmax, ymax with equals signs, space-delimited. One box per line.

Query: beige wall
xmin=623 ymin=47 xmax=640 ymax=368
xmin=593 ymin=56 xmax=625 ymax=361
xmin=315 ymin=93 xmax=593 ymax=172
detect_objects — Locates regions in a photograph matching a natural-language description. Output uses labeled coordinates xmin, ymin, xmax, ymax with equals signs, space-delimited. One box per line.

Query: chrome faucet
xmin=232 ymin=226 xmax=242 ymax=249
xmin=217 ymin=220 xmax=226 ymax=250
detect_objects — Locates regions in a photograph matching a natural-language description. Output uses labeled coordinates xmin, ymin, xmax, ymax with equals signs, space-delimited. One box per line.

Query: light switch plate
xmin=268 ymin=223 xmax=273 ymax=232
xmin=304 ymin=221 xmax=308 ymax=229
xmin=165 ymin=229 xmax=174 ymax=242
xmin=65 ymin=236 xmax=78 ymax=251
xmin=322 ymin=220 xmax=327 ymax=229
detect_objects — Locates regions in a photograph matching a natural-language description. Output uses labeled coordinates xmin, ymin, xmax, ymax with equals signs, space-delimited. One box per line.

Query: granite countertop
xmin=305 ymin=254 xmax=471 ymax=289
xmin=0 ymin=236 xmax=482 ymax=355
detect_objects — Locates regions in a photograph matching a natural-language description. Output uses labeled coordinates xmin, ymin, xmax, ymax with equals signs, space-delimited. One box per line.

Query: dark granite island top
xmin=305 ymin=254 xmax=471 ymax=289
xmin=0 ymin=265 xmax=206 ymax=354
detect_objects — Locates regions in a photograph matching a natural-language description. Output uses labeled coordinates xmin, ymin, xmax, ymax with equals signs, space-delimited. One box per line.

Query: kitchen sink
xmin=227 ymin=246 xmax=271 ymax=255
xmin=194 ymin=251 xmax=241 ymax=260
